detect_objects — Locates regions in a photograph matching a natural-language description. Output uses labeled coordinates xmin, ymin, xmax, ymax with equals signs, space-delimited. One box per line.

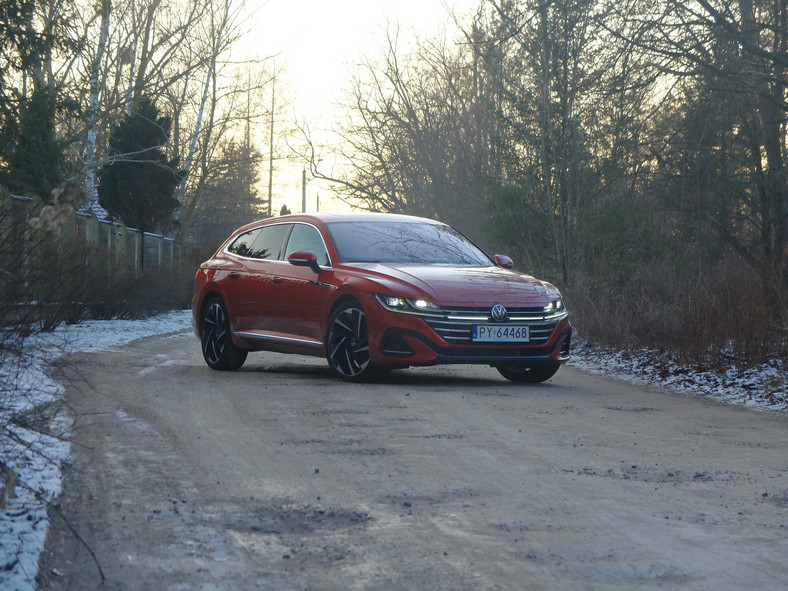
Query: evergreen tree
xmin=8 ymin=85 xmax=62 ymax=199
xmin=0 ymin=0 xmax=36 ymax=170
xmin=98 ymin=99 xmax=182 ymax=232
xmin=189 ymin=139 xmax=265 ymax=245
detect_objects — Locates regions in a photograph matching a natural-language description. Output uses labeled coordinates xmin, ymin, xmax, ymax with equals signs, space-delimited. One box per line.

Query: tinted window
xmin=326 ymin=221 xmax=492 ymax=266
xmin=284 ymin=224 xmax=330 ymax=266
xmin=227 ymin=229 xmax=260 ymax=257
xmin=248 ymin=224 xmax=290 ymax=260
xmin=227 ymin=224 xmax=289 ymax=259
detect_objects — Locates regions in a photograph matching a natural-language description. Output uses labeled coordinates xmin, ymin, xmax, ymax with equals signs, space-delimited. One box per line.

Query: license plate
xmin=472 ymin=325 xmax=530 ymax=342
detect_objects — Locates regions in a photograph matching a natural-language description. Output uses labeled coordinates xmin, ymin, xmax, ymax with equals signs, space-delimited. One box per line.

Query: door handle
xmin=228 ymin=272 xmax=240 ymax=279
xmin=272 ymin=276 xmax=283 ymax=284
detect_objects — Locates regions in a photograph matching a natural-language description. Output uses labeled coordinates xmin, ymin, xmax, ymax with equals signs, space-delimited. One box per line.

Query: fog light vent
xmin=381 ymin=331 xmax=414 ymax=356
xmin=560 ymin=332 xmax=572 ymax=356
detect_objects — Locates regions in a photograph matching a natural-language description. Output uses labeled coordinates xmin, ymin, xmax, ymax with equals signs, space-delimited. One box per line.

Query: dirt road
xmin=38 ymin=330 xmax=788 ymax=590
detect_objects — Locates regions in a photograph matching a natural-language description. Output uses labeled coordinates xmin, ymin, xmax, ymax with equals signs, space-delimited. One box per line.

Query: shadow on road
xmin=236 ymin=359 xmax=561 ymax=390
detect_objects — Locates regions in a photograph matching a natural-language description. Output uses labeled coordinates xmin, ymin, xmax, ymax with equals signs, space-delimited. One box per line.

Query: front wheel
xmin=326 ymin=301 xmax=386 ymax=382
xmin=496 ymin=363 xmax=560 ymax=384
xmin=200 ymin=297 xmax=248 ymax=371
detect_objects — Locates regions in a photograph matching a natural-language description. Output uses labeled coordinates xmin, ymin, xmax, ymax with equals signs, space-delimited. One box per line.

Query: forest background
xmin=0 ymin=0 xmax=786 ymax=368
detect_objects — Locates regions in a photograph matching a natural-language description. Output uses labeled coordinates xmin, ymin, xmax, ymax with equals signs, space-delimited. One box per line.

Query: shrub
xmin=567 ymin=256 xmax=787 ymax=366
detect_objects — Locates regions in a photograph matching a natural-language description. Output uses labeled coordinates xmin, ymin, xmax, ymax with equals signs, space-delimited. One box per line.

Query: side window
xmin=226 ymin=229 xmax=260 ymax=257
xmin=284 ymin=224 xmax=329 ymax=266
xmin=248 ymin=224 xmax=290 ymax=260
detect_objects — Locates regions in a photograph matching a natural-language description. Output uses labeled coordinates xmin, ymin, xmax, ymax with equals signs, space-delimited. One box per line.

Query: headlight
xmin=543 ymin=299 xmax=565 ymax=314
xmin=375 ymin=294 xmax=441 ymax=314
xmin=379 ymin=295 xmax=408 ymax=310
xmin=410 ymin=298 xmax=440 ymax=311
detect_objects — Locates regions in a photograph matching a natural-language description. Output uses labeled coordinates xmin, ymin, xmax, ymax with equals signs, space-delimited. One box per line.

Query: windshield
xmin=326 ymin=220 xmax=493 ymax=266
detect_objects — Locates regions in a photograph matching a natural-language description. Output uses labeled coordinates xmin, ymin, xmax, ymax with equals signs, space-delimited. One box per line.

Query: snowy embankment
xmin=0 ymin=310 xmax=193 ymax=590
xmin=571 ymin=343 xmax=787 ymax=412
xmin=0 ymin=311 xmax=785 ymax=589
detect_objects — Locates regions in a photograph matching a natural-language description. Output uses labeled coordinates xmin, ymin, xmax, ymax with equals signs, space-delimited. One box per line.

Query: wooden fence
xmin=74 ymin=210 xmax=179 ymax=269
xmin=6 ymin=193 xmax=180 ymax=270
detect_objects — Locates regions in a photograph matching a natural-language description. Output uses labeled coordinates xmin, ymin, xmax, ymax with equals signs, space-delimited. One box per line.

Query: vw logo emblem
xmin=491 ymin=304 xmax=507 ymax=322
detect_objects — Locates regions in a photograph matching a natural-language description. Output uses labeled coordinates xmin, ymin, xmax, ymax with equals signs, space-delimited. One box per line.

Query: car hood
xmin=346 ymin=263 xmax=557 ymax=307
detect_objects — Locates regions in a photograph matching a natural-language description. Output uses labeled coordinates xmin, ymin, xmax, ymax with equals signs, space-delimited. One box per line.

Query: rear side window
xmin=248 ymin=224 xmax=290 ymax=260
xmin=226 ymin=229 xmax=260 ymax=257
xmin=226 ymin=224 xmax=289 ymax=260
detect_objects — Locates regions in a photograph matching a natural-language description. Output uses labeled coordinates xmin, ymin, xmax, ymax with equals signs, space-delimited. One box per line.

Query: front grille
xmin=421 ymin=306 xmax=564 ymax=345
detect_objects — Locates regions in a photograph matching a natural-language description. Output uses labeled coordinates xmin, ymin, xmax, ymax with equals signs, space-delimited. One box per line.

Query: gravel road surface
xmin=38 ymin=330 xmax=788 ymax=590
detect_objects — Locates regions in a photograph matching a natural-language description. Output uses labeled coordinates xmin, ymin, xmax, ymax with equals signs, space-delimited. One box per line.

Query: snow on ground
xmin=570 ymin=343 xmax=787 ymax=412
xmin=0 ymin=310 xmax=785 ymax=589
xmin=0 ymin=310 xmax=193 ymax=591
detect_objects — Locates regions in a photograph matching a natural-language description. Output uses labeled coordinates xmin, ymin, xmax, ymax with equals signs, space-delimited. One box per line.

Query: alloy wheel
xmin=200 ymin=298 xmax=247 ymax=370
xmin=326 ymin=302 xmax=373 ymax=380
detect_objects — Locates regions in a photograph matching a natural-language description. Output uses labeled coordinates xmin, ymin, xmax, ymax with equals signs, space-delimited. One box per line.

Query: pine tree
xmin=190 ymin=140 xmax=265 ymax=245
xmin=0 ymin=0 xmax=36 ymax=170
xmin=9 ymin=86 xmax=62 ymax=199
xmin=98 ymin=99 xmax=182 ymax=233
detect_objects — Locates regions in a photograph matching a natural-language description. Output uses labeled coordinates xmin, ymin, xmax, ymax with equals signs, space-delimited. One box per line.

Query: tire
xmin=200 ymin=297 xmax=248 ymax=371
xmin=326 ymin=300 xmax=386 ymax=382
xmin=496 ymin=363 xmax=560 ymax=384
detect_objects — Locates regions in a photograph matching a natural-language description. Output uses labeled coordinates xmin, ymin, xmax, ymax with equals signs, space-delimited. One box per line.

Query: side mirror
xmin=494 ymin=254 xmax=514 ymax=269
xmin=288 ymin=250 xmax=321 ymax=274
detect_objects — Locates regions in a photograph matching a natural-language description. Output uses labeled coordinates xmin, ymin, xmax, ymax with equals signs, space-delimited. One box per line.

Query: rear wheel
xmin=200 ymin=297 xmax=247 ymax=371
xmin=326 ymin=301 xmax=386 ymax=382
xmin=496 ymin=363 xmax=559 ymax=384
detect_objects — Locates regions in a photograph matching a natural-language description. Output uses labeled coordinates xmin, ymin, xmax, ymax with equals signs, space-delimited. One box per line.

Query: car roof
xmin=277 ymin=211 xmax=439 ymax=223
xmin=238 ymin=211 xmax=443 ymax=229
xmin=224 ymin=212 xmax=445 ymax=240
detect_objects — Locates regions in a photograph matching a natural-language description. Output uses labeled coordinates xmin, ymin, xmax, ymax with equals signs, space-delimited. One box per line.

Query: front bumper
xmin=368 ymin=307 xmax=572 ymax=367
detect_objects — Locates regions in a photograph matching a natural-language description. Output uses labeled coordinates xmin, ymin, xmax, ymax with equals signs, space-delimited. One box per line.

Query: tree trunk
xmin=86 ymin=0 xmax=111 ymax=210
xmin=739 ymin=0 xmax=788 ymax=298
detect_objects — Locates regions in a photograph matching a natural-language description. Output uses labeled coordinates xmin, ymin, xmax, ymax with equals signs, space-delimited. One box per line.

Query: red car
xmin=192 ymin=213 xmax=571 ymax=383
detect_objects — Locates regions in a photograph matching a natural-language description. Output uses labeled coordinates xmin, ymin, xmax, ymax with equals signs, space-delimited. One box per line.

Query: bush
xmin=567 ymin=256 xmax=787 ymax=366
xmin=1 ymin=186 xmax=193 ymax=335
xmin=0 ymin=192 xmax=36 ymax=344
xmin=24 ymin=237 xmax=194 ymax=329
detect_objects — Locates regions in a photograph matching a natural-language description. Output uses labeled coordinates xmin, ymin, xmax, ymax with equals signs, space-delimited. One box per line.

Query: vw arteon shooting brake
xmin=192 ymin=213 xmax=572 ymax=383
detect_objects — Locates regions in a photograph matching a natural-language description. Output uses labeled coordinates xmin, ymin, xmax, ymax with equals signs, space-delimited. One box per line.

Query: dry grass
xmin=566 ymin=257 xmax=787 ymax=367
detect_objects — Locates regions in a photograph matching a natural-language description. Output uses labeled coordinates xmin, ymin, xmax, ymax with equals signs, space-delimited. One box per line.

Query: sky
xmin=250 ymin=0 xmax=474 ymax=120
xmin=241 ymin=0 xmax=479 ymax=213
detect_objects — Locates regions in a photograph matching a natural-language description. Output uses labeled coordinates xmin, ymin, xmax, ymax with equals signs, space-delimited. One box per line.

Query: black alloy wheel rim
xmin=328 ymin=306 xmax=370 ymax=377
xmin=202 ymin=301 xmax=228 ymax=366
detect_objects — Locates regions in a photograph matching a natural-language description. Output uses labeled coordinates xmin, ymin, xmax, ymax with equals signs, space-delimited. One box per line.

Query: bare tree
xmin=298 ymin=24 xmax=499 ymax=241
xmin=85 ymin=0 xmax=111 ymax=211
xmin=175 ymin=0 xmax=235 ymax=211
xmin=174 ymin=58 xmax=279 ymax=240
xmin=604 ymin=0 xmax=787 ymax=303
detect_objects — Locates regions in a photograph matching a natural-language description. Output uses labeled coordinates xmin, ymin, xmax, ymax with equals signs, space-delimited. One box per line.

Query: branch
xmin=692 ymin=0 xmax=788 ymax=69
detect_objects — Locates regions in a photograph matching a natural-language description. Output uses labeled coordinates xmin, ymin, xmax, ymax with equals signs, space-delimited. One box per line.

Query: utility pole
xmin=301 ymin=168 xmax=307 ymax=213
xmin=267 ymin=63 xmax=275 ymax=218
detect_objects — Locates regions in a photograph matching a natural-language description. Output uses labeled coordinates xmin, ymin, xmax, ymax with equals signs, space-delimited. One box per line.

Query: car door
xmin=266 ymin=223 xmax=335 ymax=344
xmin=228 ymin=223 xmax=291 ymax=334
xmin=220 ymin=227 xmax=261 ymax=330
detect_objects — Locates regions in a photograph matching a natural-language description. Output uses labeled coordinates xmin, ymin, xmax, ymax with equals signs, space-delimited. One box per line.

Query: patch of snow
xmin=78 ymin=194 xmax=108 ymax=220
xmin=1 ymin=427 xmax=69 ymax=587
xmin=0 ymin=309 xmax=192 ymax=590
xmin=570 ymin=343 xmax=787 ymax=412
